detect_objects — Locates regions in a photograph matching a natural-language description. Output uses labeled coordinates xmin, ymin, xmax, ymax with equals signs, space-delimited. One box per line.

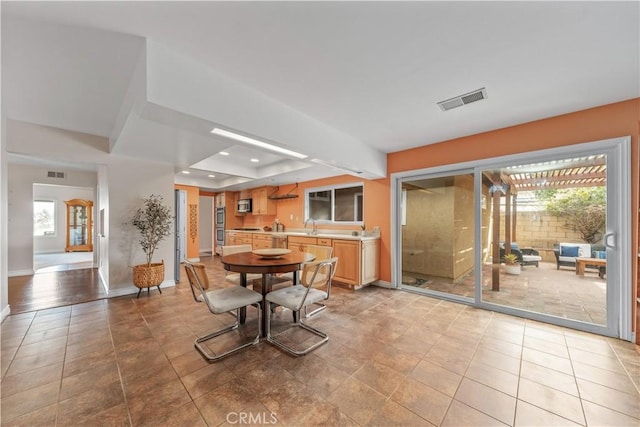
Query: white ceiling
xmin=2 ymin=1 xmax=638 ymax=191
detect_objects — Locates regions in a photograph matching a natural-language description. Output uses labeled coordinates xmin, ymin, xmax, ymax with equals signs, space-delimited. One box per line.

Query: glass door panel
xmin=400 ymin=173 xmax=475 ymax=301
xmin=479 ymin=154 xmax=608 ymax=326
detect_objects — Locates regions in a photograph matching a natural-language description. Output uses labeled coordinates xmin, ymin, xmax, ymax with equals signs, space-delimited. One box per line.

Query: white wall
xmin=1 ymin=117 xmax=9 ymax=321
xmin=33 ymin=184 xmax=95 ymax=254
xmin=199 ymin=195 xmax=213 ymax=254
xmin=6 ymin=120 xmax=176 ymax=297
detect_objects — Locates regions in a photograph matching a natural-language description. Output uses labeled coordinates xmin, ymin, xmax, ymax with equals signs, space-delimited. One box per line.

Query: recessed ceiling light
xmin=208 ymin=174 xmax=216 ymax=178
xmin=219 ymin=151 xmax=229 ymax=156
xmin=250 ymin=158 xmax=259 ymax=163
xmin=211 ymin=128 xmax=308 ymax=159
xmin=181 ymin=170 xmax=190 ymax=174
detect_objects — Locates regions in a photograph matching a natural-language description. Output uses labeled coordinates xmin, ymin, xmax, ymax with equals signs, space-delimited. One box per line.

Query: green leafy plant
xmin=132 ymin=195 xmax=173 ymax=265
xmin=503 ymin=253 xmax=519 ymax=265
xmin=544 ymin=187 xmax=605 ymax=244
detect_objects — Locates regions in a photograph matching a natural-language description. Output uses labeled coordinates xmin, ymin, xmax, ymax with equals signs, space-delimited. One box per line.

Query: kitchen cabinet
xmin=290 ymin=235 xmax=379 ymax=288
xmin=216 ymin=191 xmax=240 ymax=210
xmin=251 ymin=186 xmax=276 ymax=216
xmin=332 ymin=239 xmax=379 ymax=288
xmin=226 ymin=231 xmax=252 ymax=246
xmin=252 ymin=233 xmax=272 ymax=249
xmin=288 ymin=235 xmax=320 ymax=252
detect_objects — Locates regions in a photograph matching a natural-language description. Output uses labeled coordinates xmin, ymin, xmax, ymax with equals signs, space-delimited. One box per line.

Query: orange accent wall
xmin=386 ymin=98 xmax=639 ymax=338
xmin=174 ymin=184 xmax=200 ymax=260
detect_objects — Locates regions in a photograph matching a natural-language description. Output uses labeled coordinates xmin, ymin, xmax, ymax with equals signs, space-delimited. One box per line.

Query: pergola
xmin=485 ymin=155 xmax=607 ymax=290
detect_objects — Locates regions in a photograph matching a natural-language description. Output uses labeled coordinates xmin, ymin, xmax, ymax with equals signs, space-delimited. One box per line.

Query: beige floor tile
xmin=519 ymin=360 xmax=579 ymax=396
xmin=3 ymin=259 xmax=640 ymax=427
xmin=523 ymin=334 xmax=569 ymax=358
xmin=353 ymin=360 xmax=406 ymax=397
xmin=328 ymin=377 xmax=387 ymax=425
xmin=568 ymin=346 xmax=627 ymax=374
xmin=454 ymin=378 xmax=516 ymax=425
xmin=472 ymin=346 xmax=521 ymax=375
xmin=442 ymin=400 xmax=507 ymax=426
xmin=521 ymin=347 xmax=573 ymax=374
xmin=464 ymin=359 xmax=519 ymax=397
xmin=576 ymin=378 xmax=640 ymax=419
xmin=426 ymin=344 xmax=473 ymax=375
xmin=410 ymin=359 xmax=462 ymax=397
xmin=572 ymin=360 xmax=638 ymax=394
xmin=366 ymin=399 xmax=434 ymax=426
xmin=390 ymin=377 xmax=452 ymax=426
xmin=478 ymin=335 xmax=523 ymax=358
xmin=517 ymin=378 xmax=585 ymax=424
xmin=514 ymin=400 xmax=582 ymax=426
xmin=582 ymin=400 xmax=640 ymax=427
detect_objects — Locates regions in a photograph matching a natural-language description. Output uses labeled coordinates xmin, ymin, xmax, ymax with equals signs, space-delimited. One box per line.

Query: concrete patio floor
xmin=403 ymin=262 xmax=606 ymax=325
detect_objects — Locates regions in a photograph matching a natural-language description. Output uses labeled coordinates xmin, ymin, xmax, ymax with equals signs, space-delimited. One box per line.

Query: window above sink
xmin=305 ymin=183 xmax=364 ymax=225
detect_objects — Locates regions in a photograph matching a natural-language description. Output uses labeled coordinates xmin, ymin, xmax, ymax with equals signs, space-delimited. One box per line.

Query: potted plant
xmin=131 ymin=194 xmax=173 ymax=296
xmin=503 ymin=253 xmax=521 ymax=275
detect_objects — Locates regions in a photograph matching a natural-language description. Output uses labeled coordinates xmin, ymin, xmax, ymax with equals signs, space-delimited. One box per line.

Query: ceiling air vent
xmin=437 ymin=87 xmax=487 ymax=111
xmin=47 ymin=171 xmax=65 ymax=178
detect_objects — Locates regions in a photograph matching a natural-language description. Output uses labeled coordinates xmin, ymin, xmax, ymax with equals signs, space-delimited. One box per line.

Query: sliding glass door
xmin=399 ymin=172 xmax=475 ymax=302
xmin=392 ymin=137 xmax=631 ymax=339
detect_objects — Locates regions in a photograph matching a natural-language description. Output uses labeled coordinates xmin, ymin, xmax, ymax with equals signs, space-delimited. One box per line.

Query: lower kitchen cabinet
xmin=332 ymin=239 xmax=379 ymax=288
xmin=226 ymin=231 xmax=252 ymax=246
xmin=252 ymin=233 xmax=272 ymax=249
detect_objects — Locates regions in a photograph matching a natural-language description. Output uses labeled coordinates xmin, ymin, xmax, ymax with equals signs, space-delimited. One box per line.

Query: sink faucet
xmin=304 ymin=218 xmax=317 ymax=235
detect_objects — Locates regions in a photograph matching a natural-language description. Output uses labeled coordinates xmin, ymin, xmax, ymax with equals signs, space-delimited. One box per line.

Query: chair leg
xmin=194 ymin=304 xmax=261 ymax=362
xmin=266 ymin=304 xmax=328 ymax=356
xmin=305 ymin=303 xmax=326 ymax=318
xmin=136 ymin=288 xmax=142 ymax=298
xmin=157 ymin=285 xmax=162 ymax=294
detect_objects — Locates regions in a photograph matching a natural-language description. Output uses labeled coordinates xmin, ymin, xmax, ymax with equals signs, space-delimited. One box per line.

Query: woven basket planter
xmin=133 ymin=261 xmax=165 ymax=289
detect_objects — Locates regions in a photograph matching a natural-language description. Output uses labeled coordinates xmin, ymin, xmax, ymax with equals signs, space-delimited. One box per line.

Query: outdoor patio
xmin=404 ymin=261 xmax=606 ymax=325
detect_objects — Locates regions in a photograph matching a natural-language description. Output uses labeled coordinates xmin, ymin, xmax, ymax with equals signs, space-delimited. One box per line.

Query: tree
xmin=132 ymin=195 xmax=173 ymax=265
xmin=544 ymin=187 xmax=605 ymax=244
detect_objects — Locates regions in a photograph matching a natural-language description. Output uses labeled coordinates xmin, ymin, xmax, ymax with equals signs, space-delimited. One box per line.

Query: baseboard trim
xmin=107 ymin=280 xmax=176 ymax=298
xmin=8 ymin=269 xmax=34 ymax=277
xmin=1 ymin=305 xmax=11 ymax=323
xmin=371 ymin=280 xmax=395 ymax=289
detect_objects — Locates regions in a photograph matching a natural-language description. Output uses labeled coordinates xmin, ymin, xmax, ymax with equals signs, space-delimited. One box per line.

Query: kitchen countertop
xmin=226 ymin=228 xmax=380 ymax=241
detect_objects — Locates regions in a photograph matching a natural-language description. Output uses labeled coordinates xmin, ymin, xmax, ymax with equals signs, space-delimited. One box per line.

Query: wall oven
xmin=215 ymin=207 xmax=225 ymax=254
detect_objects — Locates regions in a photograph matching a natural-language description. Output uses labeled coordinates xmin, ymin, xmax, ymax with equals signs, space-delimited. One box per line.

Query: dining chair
xmin=220 ymin=244 xmax=262 ymax=287
xmin=265 ymin=257 xmax=338 ymax=356
xmin=275 ymin=244 xmax=334 ymax=317
xmin=184 ymin=260 xmax=263 ymax=362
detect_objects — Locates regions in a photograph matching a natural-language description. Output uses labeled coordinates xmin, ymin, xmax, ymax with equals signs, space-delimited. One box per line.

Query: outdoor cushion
xmin=561 ymin=246 xmax=579 ymax=257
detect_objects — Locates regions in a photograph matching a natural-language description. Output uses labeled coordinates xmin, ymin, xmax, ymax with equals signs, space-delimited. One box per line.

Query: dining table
xmin=221 ymin=251 xmax=313 ymax=337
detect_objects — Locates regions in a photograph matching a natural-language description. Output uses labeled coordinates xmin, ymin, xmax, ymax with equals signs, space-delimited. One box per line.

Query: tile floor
xmin=1 ymin=256 xmax=639 ymax=426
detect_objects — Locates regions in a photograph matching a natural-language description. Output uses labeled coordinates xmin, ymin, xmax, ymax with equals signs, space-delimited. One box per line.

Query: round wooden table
xmin=221 ymin=251 xmax=312 ymax=336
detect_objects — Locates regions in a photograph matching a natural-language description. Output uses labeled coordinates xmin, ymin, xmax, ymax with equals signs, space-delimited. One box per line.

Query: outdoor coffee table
xmin=575 ymin=257 xmax=606 ymax=278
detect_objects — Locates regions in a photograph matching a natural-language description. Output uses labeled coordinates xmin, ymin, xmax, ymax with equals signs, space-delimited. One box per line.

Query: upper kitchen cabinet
xmin=251 ymin=186 xmax=277 ymax=215
xmin=215 ymin=192 xmax=237 ymax=209
xmin=65 ymin=199 xmax=93 ymax=252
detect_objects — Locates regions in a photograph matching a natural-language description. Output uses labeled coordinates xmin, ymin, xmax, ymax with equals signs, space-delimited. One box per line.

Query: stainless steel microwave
xmin=237 ymin=198 xmax=252 ymax=213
